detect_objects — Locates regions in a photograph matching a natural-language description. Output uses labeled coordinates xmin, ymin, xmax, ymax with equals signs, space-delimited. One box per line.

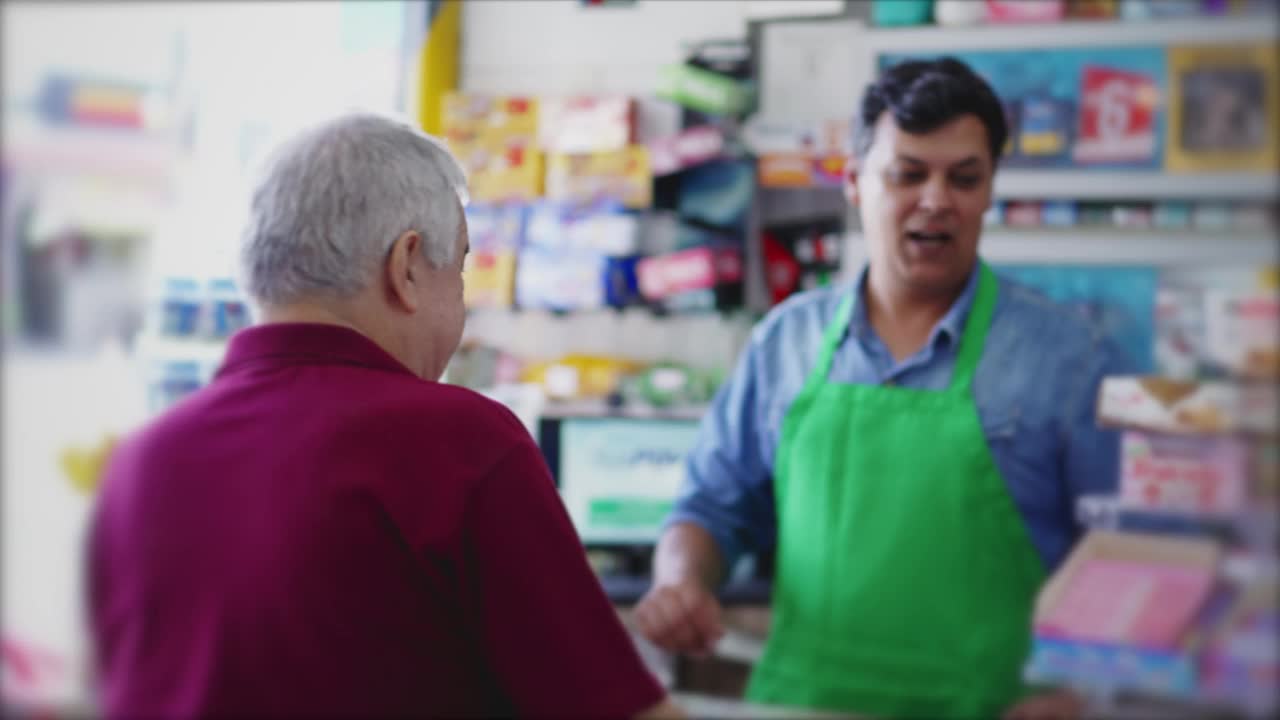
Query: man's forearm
xmin=653 ymin=522 xmax=725 ymax=591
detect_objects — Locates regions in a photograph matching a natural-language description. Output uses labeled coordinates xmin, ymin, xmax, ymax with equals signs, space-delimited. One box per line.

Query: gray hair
xmin=239 ymin=112 xmax=469 ymax=306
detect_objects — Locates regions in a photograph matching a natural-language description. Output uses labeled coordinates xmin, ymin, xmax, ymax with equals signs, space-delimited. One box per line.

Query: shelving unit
xmin=843 ymin=229 xmax=1278 ymax=268
xmin=992 ymin=171 xmax=1279 ymax=201
xmin=863 ymin=15 xmax=1278 ymax=54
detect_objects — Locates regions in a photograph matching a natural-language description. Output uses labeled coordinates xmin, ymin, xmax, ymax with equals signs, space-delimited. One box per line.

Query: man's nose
xmin=918 ymin=175 xmax=954 ymax=212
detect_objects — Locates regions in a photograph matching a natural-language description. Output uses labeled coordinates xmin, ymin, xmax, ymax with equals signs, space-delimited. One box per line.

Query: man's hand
xmin=634 ymin=580 xmax=725 ymax=656
xmin=1002 ymin=689 xmax=1086 ymax=720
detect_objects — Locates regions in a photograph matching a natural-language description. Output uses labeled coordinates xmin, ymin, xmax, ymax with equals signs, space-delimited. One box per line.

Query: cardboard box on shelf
xmin=452 ymin=142 xmax=545 ymax=204
xmin=1034 ymin=531 xmax=1222 ymax=650
xmin=1120 ymin=431 xmax=1252 ymax=514
xmin=537 ymin=96 xmax=635 ymax=154
xmin=514 ymin=246 xmax=610 ymax=311
xmin=1097 ymin=376 xmax=1279 ymax=437
xmin=646 ymin=126 xmax=725 ymax=177
xmin=463 ymin=251 xmax=517 ymax=309
xmin=1203 ymin=291 xmax=1280 ymax=381
xmin=545 ymin=146 xmax=652 ymax=209
xmin=525 ymin=201 xmax=639 ymax=256
xmin=636 ymin=245 xmax=743 ymax=302
xmin=441 ymin=93 xmax=539 ymax=147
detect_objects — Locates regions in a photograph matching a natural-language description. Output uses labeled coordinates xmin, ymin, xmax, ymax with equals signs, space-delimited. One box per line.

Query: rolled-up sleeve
xmin=665 ymin=330 xmax=778 ymax=577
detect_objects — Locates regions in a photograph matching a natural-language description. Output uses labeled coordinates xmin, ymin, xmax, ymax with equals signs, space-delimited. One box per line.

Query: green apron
xmin=745 ymin=264 xmax=1045 ymax=718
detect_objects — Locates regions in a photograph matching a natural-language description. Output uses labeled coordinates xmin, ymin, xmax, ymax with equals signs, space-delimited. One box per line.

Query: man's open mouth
xmin=906 ymin=230 xmax=953 ymax=245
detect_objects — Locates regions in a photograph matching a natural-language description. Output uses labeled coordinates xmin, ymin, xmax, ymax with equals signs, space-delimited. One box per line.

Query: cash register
xmin=537 ymin=409 xmax=771 ymax=605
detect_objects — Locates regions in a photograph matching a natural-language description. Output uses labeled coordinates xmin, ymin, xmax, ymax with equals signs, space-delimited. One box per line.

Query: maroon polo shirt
xmin=88 ymin=323 xmax=664 ymax=719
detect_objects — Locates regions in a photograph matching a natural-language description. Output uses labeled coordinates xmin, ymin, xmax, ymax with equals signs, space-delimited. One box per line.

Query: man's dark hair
xmin=854 ymin=57 xmax=1008 ymax=163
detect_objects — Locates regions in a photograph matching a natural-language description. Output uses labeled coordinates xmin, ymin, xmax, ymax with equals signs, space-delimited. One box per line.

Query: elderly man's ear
xmin=386 ymin=230 xmax=423 ymax=313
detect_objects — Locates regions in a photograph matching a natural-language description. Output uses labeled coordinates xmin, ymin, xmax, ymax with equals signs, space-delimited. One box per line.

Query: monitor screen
xmin=539 ymin=416 xmax=702 ymax=545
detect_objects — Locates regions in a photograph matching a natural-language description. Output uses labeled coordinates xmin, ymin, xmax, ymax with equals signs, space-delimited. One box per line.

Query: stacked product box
xmin=441 ymin=94 xmax=543 ymax=204
xmin=1025 ymin=280 xmax=1279 ymax=713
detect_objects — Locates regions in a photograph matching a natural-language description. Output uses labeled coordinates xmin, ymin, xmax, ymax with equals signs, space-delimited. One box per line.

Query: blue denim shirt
xmin=669 ymin=263 xmax=1134 ymax=576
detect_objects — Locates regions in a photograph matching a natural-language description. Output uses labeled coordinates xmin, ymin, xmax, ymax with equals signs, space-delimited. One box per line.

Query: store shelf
xmin=843 ymin=230 xmax=1277 ymax=267
xmin=992 ymin=171 xmax=1280 ymax=201
xmin=1076 ymin=495 xmax=1279 ymax=550
xmin=864 ymin=15 xmax=1278 ymax=54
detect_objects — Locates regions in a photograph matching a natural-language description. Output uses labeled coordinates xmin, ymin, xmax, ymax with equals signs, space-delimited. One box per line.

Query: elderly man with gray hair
xmin=87 ymin=113 xmax=678 ymax=719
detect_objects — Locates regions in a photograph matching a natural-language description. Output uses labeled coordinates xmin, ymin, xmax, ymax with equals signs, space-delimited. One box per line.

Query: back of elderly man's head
xmin=239 ymin=113 xmax=469 ymax=307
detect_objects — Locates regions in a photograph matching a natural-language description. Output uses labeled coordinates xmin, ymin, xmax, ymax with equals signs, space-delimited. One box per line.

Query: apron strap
xmin=948 ymin=262 xmax=998 ymax=395
xmin=805 ymin=291 xmax=856 ymax=393
xmin=805 ymin=263 xmax=997 ymax=394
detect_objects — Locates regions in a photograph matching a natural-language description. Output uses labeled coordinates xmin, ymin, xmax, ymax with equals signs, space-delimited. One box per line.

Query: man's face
xmin=848 ymin=112 xmax=994 ymax=296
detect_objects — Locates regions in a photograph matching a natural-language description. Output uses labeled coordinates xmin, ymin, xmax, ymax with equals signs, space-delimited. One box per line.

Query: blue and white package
xmin=525 ymin=201 xmax=638 ymax=256
xmin=515 ymin=246 xmax=609 ymax=311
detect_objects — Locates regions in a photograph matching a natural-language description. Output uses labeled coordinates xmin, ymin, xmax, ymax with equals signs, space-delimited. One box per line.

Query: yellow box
xmin=463 ymin=250 xmax=517 ymax=309
xmin=442 ymin=93 xmax=539 ymax=147
xmin=545 ymin=146 xmax=651 ymax=208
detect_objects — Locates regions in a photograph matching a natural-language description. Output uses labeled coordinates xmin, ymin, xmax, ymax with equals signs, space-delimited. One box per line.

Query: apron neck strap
xmin=807 ymin=292 xmax=856 ymax=393
xmin=949 ymin=262 xmax=997 ymax=394
xmin=806 ymin=263 xmax=997 ymax=394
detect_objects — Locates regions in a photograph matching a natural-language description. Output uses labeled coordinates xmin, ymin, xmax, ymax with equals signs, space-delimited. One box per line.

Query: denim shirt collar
xmin=846 ymin=263 xmax=981 ymax=355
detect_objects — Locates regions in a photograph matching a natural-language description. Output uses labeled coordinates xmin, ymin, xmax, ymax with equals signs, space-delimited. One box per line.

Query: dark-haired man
xmin=635 ymin=58 xmax=1131 ymax=719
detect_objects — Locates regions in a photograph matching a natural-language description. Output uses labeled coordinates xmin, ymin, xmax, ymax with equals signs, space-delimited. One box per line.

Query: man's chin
xmin=902 ymin=262 xmax=972 ymax=296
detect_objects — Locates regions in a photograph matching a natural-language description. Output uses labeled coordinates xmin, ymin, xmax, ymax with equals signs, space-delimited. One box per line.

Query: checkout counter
xmin=536 ymin=409 xmax=782 ymax=702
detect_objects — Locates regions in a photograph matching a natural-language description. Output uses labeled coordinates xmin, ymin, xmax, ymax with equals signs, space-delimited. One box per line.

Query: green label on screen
xmin=588 ymin=498 xmax=674 ymax=528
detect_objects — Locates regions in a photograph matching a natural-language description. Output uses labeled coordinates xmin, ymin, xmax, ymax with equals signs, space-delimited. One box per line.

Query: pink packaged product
xmin=646 ymin=126 xmax=725 ymax=177
xmin=636 ymin=246 xmax=743 ymax=301
xmin=538 ymin=96 xmax=635 ymax=154
xmin=986 ymin=0 xmax=1066 ymax=23
xmin=1035 ymin=557 xmax=1217 ymax=650
xmin=1120 ymin=431 xmax=1251 ymax=514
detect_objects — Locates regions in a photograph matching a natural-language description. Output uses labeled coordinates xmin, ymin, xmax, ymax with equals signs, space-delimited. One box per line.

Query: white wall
xmin=461 ymin=0 xmax=751 ymax=96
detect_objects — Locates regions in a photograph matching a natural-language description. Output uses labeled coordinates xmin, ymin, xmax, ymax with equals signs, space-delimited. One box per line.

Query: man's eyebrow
xmin=949 ymin=156 xmax=983 ymax=169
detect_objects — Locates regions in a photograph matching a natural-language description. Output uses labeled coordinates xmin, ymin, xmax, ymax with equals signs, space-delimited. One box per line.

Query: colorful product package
xmin=1017 ymin=96 xmax=1074 ymax=161
xmin=986 ymin=0 xmax=1067 ymax=22
xmin=1074 ymin=65 xmax=1160 ymax=165
xmin=656 ymin=62 xmax=753 ymax=117
xmin=1097 ymin=376 xmax=1279 ymax=437
xmin=1004 ymin=201 xmax=1043 ymax=227
xmin=463 ymin=204 xmax=527 ymax=309
xmin=636 ymin=245 xmax=743 ymax=302
xmin=1034 ymin=531 xmax=1222 ymax=650
xmin=156 ymin=276 xmax=203 ymax=338
xmin=1200 ymin=577 xmax=1279 ymax=709
xmin=1120 ymin=430 xmax=1252 ymax=513
xmin=524 ymin=201 xmax=639 ymax=256
xmin=1202 ymin=291 xmax=1280 ymax=380
xmin=453 ymin=142 xmax=545 ymax=203
xmin=441 ymin=94 xmax=539 ymax=147
xmin=677 ymin=160 xmax=754 ymax=230
xmin=544 ymin=146 xmax=652 ymax=209
xmin=1154 ymin=287 xmax=1205 ymax=379
xmin=514 ymin=246 xmax=610 ymax=311
xmin=645 ymin=125 xmax=724 ymax=176
xmin=206 ymin=278 xmax=249 ymax=339
xmin=537 ymin=96 xmax=635 ymax=154
xmin=1041 ymin=201 xmax=1078 ymax=228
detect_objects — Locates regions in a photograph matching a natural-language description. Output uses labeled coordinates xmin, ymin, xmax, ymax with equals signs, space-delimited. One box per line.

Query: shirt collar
xmin=218 ymin=322 xmax=417 ymax=378
xmin=847 ymin=263 xmax=981 ymax=351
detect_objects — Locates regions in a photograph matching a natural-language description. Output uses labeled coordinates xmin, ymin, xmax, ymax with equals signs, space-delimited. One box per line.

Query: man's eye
xmin=951 ymin=175 xmax=981 ymax=189
xmin=890 ymin=171 xmax=925 ymax=184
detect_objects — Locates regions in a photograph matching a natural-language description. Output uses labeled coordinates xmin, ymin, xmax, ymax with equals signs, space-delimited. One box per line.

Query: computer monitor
xmin=538 ymin=415 xmax=702 ymax=546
